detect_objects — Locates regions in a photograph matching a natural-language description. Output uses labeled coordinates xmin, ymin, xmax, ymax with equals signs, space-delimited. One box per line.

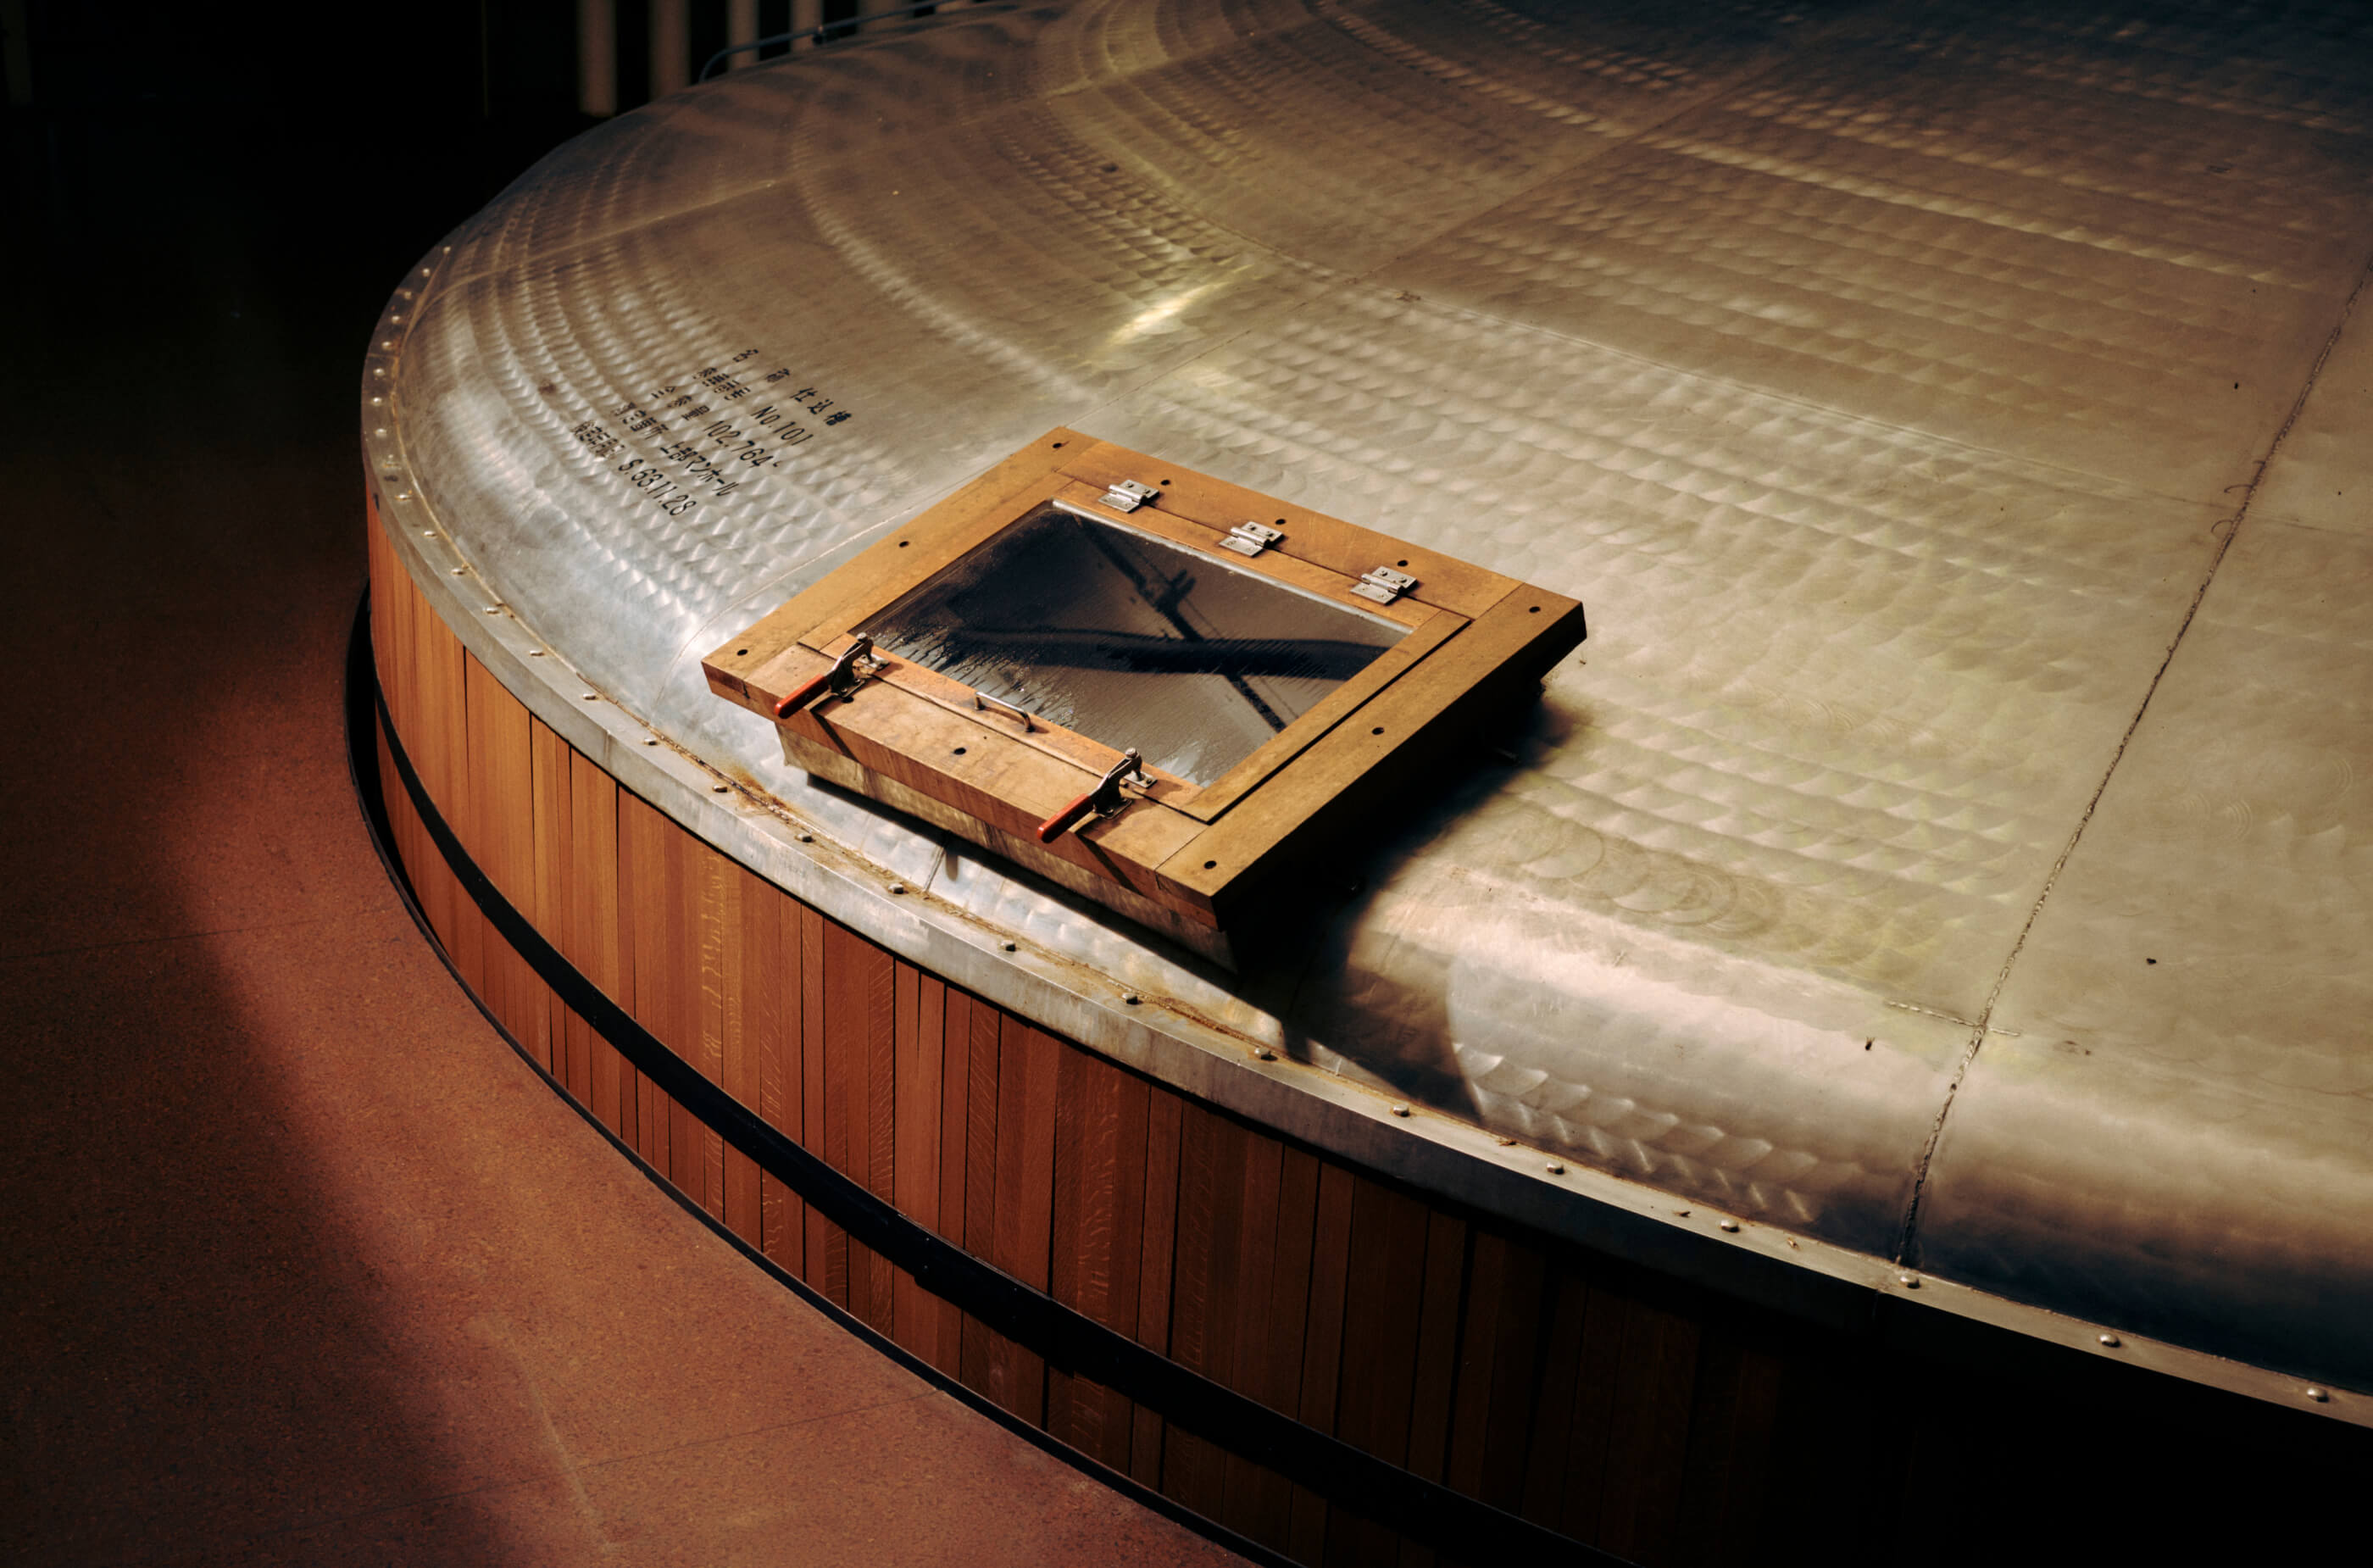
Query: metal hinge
xmin=1352 ymin=565 xmax=1419 ymax=604
xmin=1220 ymin=520 xmax=1285 ymax=557
xmin=1101 ymin=479 xmax=1159 ymax=513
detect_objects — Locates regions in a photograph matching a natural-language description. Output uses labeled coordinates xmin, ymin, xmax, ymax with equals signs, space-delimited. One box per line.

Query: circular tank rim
xmin=362 ymin=283 xmax=2367 ymax=1424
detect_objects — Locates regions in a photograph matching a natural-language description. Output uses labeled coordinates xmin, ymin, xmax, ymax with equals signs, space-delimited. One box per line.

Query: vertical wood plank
xmin=1101 ymin=1065 xmax=1153 ymax=1472
xmin=1596 ymin=1297 xmax=1701 ymax=1562
xmin=614 ymin=792 xmax=659 ymax=1172
xmin=1522 ymin=1271 xmax=1599 ymax=1533
xmin=682 ymin=834 xmax=728 ymax=1217
xmin=1163 ymin=1104 xmax=1227 ymax=1516
xmin=462 ymin=654 xmax=544 ymax=1066
xmin=714 ymin=861 xmax=755 ymax=1237
xmin=933 ymin=985 xmax=973 ymax=1376
xmin=621 ymin=793 xmax=692 ymax=1191
xmin=1406 ymin=1211 xmax=1470 ymax=1486
xmin=1237 ymin=1144 xmax=1319 ymax=1549
xmin=379 ymin=514 xmax=415 ymax=759
xmin=421 ymin=622 xmax=475 ymax=985
xmin=892 ymin=965 xmax=942 ymax=1354
xmin=1289 ymin=1159 xmax=1356 ymax=1561
xmin=822 ymin=919 xmax=894 ymax=1331
xmin=1448 ymin=1234 xmax=1547 ymax=1515
xmin=747 ymin=866 xmax=801 ymax=1268
xmin=1048 ymin=1048 xmax=1148 ymax=1470
xmin=802 ymin=906 xmax=843 ymax=1304
xmin=1396 ymin=1212 xmax=1472 ymax=1568
xmin=568 ymin=751 xmax=628 ymax=1140
xmin=863 ymin=931 xmax=898 ymax=1331
xmin=410 ymin=554 xmax=469 ymax=831
xmin=383 ymin=513 xmax=418 ymax=753
xmin=1218 ymin=1131 xmax=1284 ymax=1543
xmin=1131 ymin=1087 xmax=1182 ymax=1489
xmin=958 ymin=995 xmax=1003 ymax=1393
xmin=529 ymin=719 xmax=580 ymax=1096
xmin=986 ymin=1015 xmax=1058 ymax=1426
xmin=1323 ymin=1175 xmax=1430 ymax=1565
xmin=1047 ymin=1044 xmax=1092 ymax=1453
xmin=365 ymin=507 xmax=398 ymax=733
xmin=458 ymin=655 xmax=531 ymax=901
xmin=824 ymin=920 xmax=864 ymax=1319
xmin=1675 ymin=1331 xmax=1784 ymax=1565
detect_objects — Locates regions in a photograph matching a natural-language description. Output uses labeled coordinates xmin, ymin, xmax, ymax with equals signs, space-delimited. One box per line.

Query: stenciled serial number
xmin=610 ymin=346 xmax=857 ymax=445
xmin=567 ymin=348 xmax=860 ymax=520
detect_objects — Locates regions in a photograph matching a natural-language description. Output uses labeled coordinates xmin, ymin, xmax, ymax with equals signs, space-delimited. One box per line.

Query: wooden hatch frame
xmin=703 ymin=430 xmax=1587 ymax=966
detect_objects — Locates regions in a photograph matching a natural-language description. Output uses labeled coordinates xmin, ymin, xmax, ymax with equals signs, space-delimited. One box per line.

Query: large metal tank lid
xmin=367 ymin=0 xmax=2373 ymax=1405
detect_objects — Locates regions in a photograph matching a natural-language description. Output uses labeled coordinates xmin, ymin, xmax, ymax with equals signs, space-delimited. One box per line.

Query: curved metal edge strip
xmin=348 ymin=591 xmax=1625 ymax=1568
xmin=363 ymin=243 xmax=2373 ymax=1427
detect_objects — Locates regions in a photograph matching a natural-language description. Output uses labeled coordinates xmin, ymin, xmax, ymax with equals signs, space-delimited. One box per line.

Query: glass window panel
xmin=868 ymin=504 xmax=1408 ymax=785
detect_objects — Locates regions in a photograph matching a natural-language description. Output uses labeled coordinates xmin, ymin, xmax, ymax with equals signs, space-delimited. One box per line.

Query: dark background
xmin=5 ymin=0 xmax=585 ymax=396
xmin=0 ymin=0 xmax=881 ymax=341
xmin=0 ymin=8 xmax=1220 ymax=1568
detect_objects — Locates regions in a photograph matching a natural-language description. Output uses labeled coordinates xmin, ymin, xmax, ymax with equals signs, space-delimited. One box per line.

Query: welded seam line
xmin=1891 ymin=261 xmax=2373 ymax=1269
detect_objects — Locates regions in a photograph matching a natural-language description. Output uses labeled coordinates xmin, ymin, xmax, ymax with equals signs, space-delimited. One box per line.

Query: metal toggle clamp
xmin=773 ymin=634 xmax=886 ymax=718
xmin=1036 ymin=748 xmax=1151 ymax=842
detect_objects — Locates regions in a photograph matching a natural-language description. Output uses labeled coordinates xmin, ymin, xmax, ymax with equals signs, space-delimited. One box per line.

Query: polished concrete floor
xmin=0 ymin=61 xmax=1242 ymax=1568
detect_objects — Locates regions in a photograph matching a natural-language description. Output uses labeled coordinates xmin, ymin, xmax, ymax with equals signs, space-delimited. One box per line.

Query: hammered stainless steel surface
xmin=378 ymin=0 xmax=2373 ymax=1392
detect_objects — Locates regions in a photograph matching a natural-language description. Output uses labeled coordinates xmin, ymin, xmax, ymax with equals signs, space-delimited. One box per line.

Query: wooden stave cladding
xmin=368 ymin=500 xmax=1861 ymax=1566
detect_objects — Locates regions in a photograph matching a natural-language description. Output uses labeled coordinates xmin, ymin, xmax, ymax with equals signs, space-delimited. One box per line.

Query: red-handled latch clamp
xmin=1036 ymin=748 xmax=1149 ymax=843
xmin=773 ymin=635 xmax=883 ymax=719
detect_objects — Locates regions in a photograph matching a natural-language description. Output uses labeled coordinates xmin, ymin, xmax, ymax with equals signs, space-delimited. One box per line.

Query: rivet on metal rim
xmin=1391 ymin=1103 xmax=1410 ymax=1117
xmin=1545 ymin=1161 xmax=1565 ymax=1175
xmin=2098 ymin=1334 xmax=2121 ymax=1348
xmin=2307 ymin=1387 xmax=2331 ymax=1403
xmin=889 ymin=881 xmax=906 ymax=893
xmin=643 ymin=738 xmax=659 ymax=746
xmin=1720 ymin=1220 xmax=1740 ymax=1232
xmin=797 ymin=832 xmax=814 ymax=842
xmin=1254 ymin=1047 xmax=1276 ymax=1060
xmin=1492 ymin=1136 xmax=1515 ymax=1146
xmin=1123 ymin=993 xmax=1142 ymax=1005
xmin=1898 ymin=1272 xmax=1921 ymax=1288
xmin=1001 ymin=941 xmax=1016 ymax=951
